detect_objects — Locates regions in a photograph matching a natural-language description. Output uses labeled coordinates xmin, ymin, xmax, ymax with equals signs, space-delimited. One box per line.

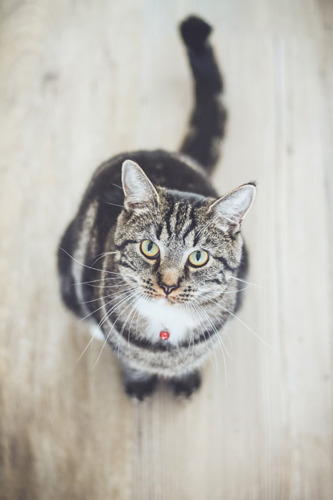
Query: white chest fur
xmin=138 ymin=298 xmax=198 ymax=345
xmin=90 ymin=298 xmax=200 ymax=346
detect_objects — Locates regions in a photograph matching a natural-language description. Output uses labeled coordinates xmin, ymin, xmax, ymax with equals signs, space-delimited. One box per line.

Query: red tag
xmin=160 ymin=331 xmax=170 ymax=341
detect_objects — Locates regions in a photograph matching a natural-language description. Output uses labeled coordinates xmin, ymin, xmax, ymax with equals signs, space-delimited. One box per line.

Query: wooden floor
xmin=1 ymin=1 xmax=332 ymax=499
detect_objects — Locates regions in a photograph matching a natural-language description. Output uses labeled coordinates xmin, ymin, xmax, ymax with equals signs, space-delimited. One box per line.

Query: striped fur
xmin=57 ymin=17 xmax=255 ymax=399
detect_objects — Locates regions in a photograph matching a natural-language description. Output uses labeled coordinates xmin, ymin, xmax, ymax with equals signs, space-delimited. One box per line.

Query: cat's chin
xmin=152 ymin=296 xmax=187 ymax=308
xmin=155 ymin=297 xmax=176 ymax=306
xmin=139 ymin=296 xmax=197 ymax=345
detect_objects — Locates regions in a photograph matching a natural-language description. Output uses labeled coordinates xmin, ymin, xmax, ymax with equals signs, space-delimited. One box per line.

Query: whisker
xmin=80 ymin=284 xmax=134 ymax=305
xmin=179 ymin=304 xmax=193 ymax=366
xmin=97 ymin=289 xmax=139 ymax=330
xmin=73 ymin=276 xmax=126 ymax=288
xmin=75 ymin=324 xmax=103 ymax=364
xmin=93 ymin=291 xmax=141 ymax=368
xmin=91 ymin=251 xmax=117 ymax=266
xmin=193 ymin=300 xmax=224 ymax=383
xmin=198 ymin=301 xmax=235 ymax=362
xmin=222 ymin=286 xmax=250 ymax=294
xmin=97 ymin=290 xmax=139 ymax=343
xmin=195 ymin=299 xmax=235 ymax=366
xmin=77 ymin=288 xmax=141 ymax=367
xmin=59 ymin=248 xmax=123 ymax=276
xmin=205 ymin=296 xmax=274 ymax=351
xmin=80 ymin=288 xmax=136 ymax=323
xmin=125 ymin=296 xmax=146 ymax=357
xmin=116 ymin=294 xmax=144 ymax=359
xmin=106 ymin=202 xmax=125 ymax=209
xmin=188 ymin=301 xmax=218 ymax=376
xmin=229 ymin=276 xmax=264 ymax=288
xmin=180 ymin=303 xmax=202 ymax=369
xmin=186 ymin=304 xmax=199 ymax=368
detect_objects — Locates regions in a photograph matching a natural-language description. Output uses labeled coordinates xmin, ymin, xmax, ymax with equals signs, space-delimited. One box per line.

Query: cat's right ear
xmin=122 ymin=160 xmax=159 ymax=213
xmin=208 ymin=183 xmax=256 ymax=234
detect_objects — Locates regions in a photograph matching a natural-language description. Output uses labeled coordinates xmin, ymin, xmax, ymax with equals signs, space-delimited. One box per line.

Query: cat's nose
xmin=160 ymin=282 xmax=179 ymax=296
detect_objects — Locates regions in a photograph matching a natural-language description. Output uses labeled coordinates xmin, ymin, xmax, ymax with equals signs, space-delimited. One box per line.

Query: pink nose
xmin=160 ymin=282 xmax=179 ymax=295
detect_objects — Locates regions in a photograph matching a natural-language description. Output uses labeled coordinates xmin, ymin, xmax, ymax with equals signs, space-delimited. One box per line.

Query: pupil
xmin=148 ymin=241 xmax=153 ymax=252
xmin=196 ymin=251 xmax=201 ymax=261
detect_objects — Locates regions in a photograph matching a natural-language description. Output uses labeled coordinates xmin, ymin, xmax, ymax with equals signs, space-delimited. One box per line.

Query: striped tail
xmin=179 ymin=16 xmax=227 ymax=175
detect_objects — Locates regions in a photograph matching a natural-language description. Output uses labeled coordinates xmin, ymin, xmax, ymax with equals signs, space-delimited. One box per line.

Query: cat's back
xmin=82 ymin=149 xmax=218 ymax=212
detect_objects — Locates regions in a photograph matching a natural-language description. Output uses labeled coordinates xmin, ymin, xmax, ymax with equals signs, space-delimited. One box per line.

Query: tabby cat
xmin=58 ymin=16 xmax=256 ymax=400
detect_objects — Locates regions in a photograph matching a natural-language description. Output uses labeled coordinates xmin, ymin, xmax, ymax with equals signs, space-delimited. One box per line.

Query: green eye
xmin=140 ymin=240 xmax=160 ymax=259
xmin=188 ymin=250 xmax=209 ymax=267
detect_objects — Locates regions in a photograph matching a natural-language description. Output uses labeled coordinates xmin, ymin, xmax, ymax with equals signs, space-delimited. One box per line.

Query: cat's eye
xmin=188 ymin=250 xmax=209 ymax=267
xmin=140 ymin=240 xmax=160 ymax=259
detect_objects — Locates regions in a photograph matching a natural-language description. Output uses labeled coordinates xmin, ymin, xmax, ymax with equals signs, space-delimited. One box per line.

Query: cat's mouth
xmin=151 ymin=292 xmax=191 ymax=306
xmin=156 ymin=297 xmax=177 ymax=306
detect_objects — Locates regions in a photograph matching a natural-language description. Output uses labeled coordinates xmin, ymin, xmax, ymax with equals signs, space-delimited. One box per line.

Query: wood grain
xmin=0 ymin=1 xmax=332 ymax=498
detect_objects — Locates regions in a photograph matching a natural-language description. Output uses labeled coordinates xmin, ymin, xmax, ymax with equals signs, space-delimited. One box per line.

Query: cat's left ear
xmin=122 ymin=160 xmax=159 ymax=213
xmin=208 ymin=183 xmax=256 ymax=234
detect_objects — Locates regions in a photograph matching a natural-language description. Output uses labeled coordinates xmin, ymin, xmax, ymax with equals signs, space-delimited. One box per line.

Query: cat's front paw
xmin=168 ymin=370 xmax=201 ymax=398
xmin=124 ymin=375 xmax=158 ymax=401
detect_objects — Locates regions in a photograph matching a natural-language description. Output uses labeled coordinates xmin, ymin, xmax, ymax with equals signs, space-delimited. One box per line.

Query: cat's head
xmin=113 ymin=160 xmax=255 ymax=306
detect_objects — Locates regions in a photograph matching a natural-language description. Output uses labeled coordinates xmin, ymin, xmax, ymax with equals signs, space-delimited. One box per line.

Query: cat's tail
xmin=179 ymin=16 xmax=227 ymax=175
